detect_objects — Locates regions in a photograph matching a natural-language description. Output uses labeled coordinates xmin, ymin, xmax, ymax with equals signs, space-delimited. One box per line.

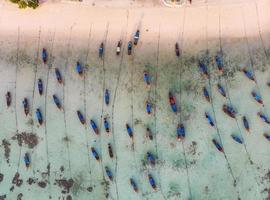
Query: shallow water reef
xmin=0 ymin=14 xmax=270 ymax=199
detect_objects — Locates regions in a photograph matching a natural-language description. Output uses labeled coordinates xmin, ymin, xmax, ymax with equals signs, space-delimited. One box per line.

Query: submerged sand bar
xmin=0 ymin=0 xmax=270 ymax=199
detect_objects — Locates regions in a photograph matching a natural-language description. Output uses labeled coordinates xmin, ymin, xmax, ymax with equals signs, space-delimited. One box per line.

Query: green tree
xmin=9 ymin=0 xmax=39 ymax=9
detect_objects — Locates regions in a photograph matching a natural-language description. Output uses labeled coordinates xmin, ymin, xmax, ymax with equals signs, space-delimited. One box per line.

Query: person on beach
xmin=76 ymin=62 xmax=83 ymax=77
xmin=127 ymin=41 xmax=132 ymax=55
xmin=144 ymin=71 xmax=151 ymax=86
xmin=42 ymin=48 xmax=48 ymax=64
xmin=116 ymin=41 xmax=121 ymax=55
xmin=134 ymin=30 xmax=140 ymax=45
xmin=99 ymin=42 xmax=104 ymax=58
xmin=175 ymin=42 xmax=180 ymax=57
xmin=5 ymin=91 xmax=11 ymax=107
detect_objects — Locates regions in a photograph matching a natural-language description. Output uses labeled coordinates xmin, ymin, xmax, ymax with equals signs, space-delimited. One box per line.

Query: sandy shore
xmin=0 ymin=0 xmax=270 ymax=199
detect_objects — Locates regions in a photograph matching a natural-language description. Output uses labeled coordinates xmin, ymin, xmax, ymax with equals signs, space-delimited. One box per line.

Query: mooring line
xmin=207 ymin=75 xmax=239 ymax=196
xmin=241 ymin=9 xmax=270 ymax=116
xmin=98 ymin=22 xmax=109 ymax=183
xmin=63 ymin=26 xmax=74 ymax=178
xmin=43 ymin=28 xmax=56 ymax=197
xmin=110 ymin=10 xmax=129 ymax=200
xmin=218 ymin=9 xmax=264 ymax=197
xmin=119 ymin=10 xmax=145 ymax=199
xmin=219 ymin=41 xmax=258 ymax=178
xmin=15 ymin=26 xmax=20 ymax=172
xmin=153 ymin=24 xmax=167 ymax=200
xmin=254 ymin=2 xmax=269 ymax=60
xmin=130 ymin=11 xmax=145 ymax=161
xmin=29 ymin=27 xmax=41 ymax=178
xmin=31 ymin=27 xmax=41 ymax=135
xmin=83 ymin=24 xmax=92 ymax=177
xmin=130 ymin=47 xmax=137 ymax=188
xmin=177 ymin=7 xmax=193 ymax=200
xmin=204 ymin=6 xmax=241 ymax=199
xmin=218 ymin=9 xmax=255 ymax=166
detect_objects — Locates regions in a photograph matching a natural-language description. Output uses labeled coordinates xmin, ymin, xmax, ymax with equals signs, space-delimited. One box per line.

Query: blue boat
xmin=105 ymin=89 xmax=110 ymax=105
xmin=257 ymin=112 xmax=270 ymax=124
xmin=217 ymin=84 xmax=226 ymax=97
xmin=38 ymin=79 xmax=43 ymax=95
xmin=146 ymin=152 xmax=155 ymax=166
xmin=42 ymin=48 xmax=48 ymax=64
xmin=130 ymin=178 xmax=138 ymax=192
xmin=203 ymin=87 xmax=210 ymax=102
xmin=144 ymin=71 xmax=150 ymax=85
xmin=105 ymin=166 xmax=113 ymax=181
xmin=199 ymin=61 xmax=209 ymax=78
xmin=91 ymin=147 xmax=100 ymax=161
xmin=148 ymin=174 xmax=157 ymax=190
xmin=126 ymin=124 xmax=133 ymax=138
xmin=223 ymin=104 xmax=236 ymax=118
xmin=177 ymin=124 xmax=185 ymax=140
xmin=205 ymin=112 xmax=214 ymax=127
xmin=76 ymin=62 xmax=83 ymax=76
xmin=53 ymin=94 xmax=62 ymax=109
xmin=212 ymin=139 xmax=223 ymax=152
xmin=251 ymin=91 xmax=263 ymax=104
xmin=231 ymin=134 xmax=243 ymax=144
xmin=169 ymin=92 xmax=177 ymax=113
xmin=242 ymin=116 xmax=250 ymax=132
xmin=263 ymin=133 xmax=270 ymax=141
xmin=215 ymin=54 xmax=224 ymax=72
xmin=24 ymin=153 xmax=31 ymax=168
xmin=36 ymin=108 xmax=43 ymax=125
xmin=242 ymin=68 xmax=255 ymax=81
xmin=146 ymin=101 xmax=152 ymax=114
xmin=55 ymin=68 xmax=62 ymax=84
xmin=22 ymin=98 xmax=29 ymax=116
xmin=90 ymin=120 xmax=99 ymax=135
xmin=77 ymin=110 xmax=85 ymax=125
